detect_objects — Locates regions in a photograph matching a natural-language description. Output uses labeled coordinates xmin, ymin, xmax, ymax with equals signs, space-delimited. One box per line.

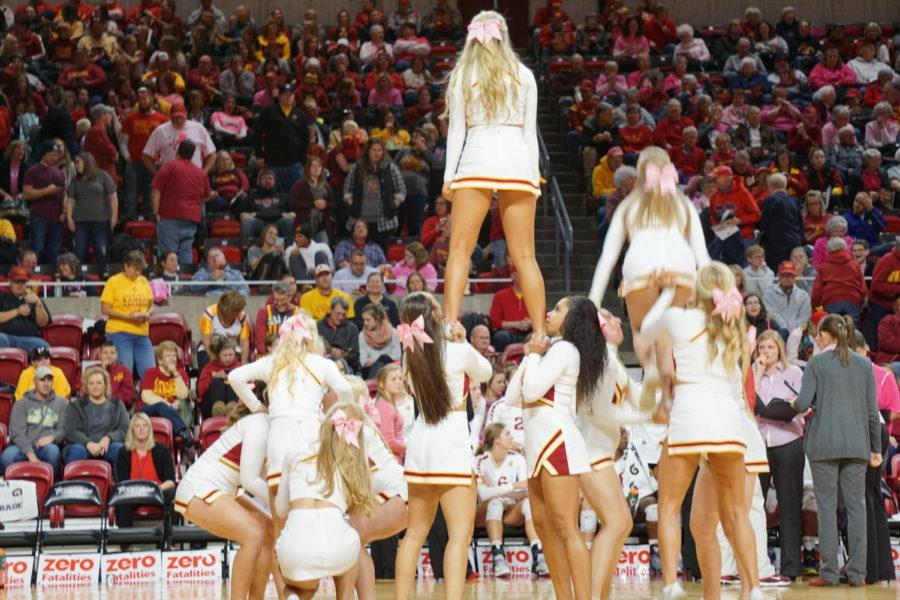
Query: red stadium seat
xmin=366 ymin=379 xmax=378 ymax=396
xmin=62 ymin=459 xmax=112 ymax=518
xmin=150 ymin=417 xmax=175 ymax=455
xmin=218 ymin=245 xmax=243 ymax=265
xmin=0 ymin=422 xmax=6 ymax=453
xmin=0 ymin=348 xmax=27 ymax=387
xmin=208 ymin=219 xmax=241 ymax=239
xmin=431 ymin=60 xmax=455 ymax=73
xmin=501 ymin=343 xmax=525 ymax=366
xmin=49 ymin=346 xmax=81 ymax=390
xmin=0 ymin=392 xmax=13 ymax=427
xmin=231 ymin=152 xmax=247 ymax=169
xmin=199 ymin=416 xmax=229 ymax=452
xmin=386 ymin=243 xmax=406 ymax=263
xmin=430 ymin=42 xmax=458 ymax=58
xmin=124 ymin=220 xmax=157 ymax=241
xmin=548 ymin=58 xmax=572 ymax=73
xmin=149 ymin=312 xmax=192 ymax=365
xmin=4 ymin=461 xmax=54 ymax=515
xmin=42 ymin=314 xmax=84 ymax=352
xmin=12 ymin=222 xmax=24 ymax=241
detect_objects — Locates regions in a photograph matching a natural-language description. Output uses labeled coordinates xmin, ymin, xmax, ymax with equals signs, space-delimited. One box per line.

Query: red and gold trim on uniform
xmin=744 ymin=460 xmax=770 ymax=474
xmin=403 ymin=469 xmax=475 ymax=486
xmin=667 ymin=439 xmax=747 ymax=456
xmin=620 ymin=271 xmax=695 ymax=297
xmin=266 ymin=470 xmax=283 ymax=488
xmin=449 ymin=176 xmax=540 ymax=196
xmin=531 ymin=429 xmax=572 ymax=478
xmin=589 ymin=456 xmax=614 ymax=471
xmin=218 ymin=443 xmax=242 ymax=472
xmin=523 ymin=386 xmax=556 ymax=410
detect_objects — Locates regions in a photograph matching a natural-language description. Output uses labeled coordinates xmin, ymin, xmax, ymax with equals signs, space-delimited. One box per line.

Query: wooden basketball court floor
xmin=1 ymin=579 xmax=897 ymax=599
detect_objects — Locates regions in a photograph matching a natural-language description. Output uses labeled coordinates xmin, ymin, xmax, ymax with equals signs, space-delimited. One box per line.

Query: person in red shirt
xmin=670 ymin=126 xmax=706 ymax=178
xmin=638 ymin=74 xmax=668 ymax=115
xmin=83 ymin=104 xmax=118 ymax=183
xmin=151 ymin=136 xmax=211 ymax=265
xmin=196 ymin=336 xmax=242 ymax=419
xmin=709 ymin=165 xmax=762 ymax=240
xmin=786 ymin=105 xmax=822 ymax=156
xmin=125 ymin=0 xmax=160 ymax=24
xmin=811 ymin=238 xmax=868 ymax=325
xmin=870 ymin=241 xmax=900 ymax=348
xmin=121 ymin=86 xmax=168 ymax=219
xmin=654 ymin=98 xmax=694 ymax=151
xmin=11 ymin=17 xmax=46 ymax=62
xmin=57 ymin=49 xmax=107 ymax=94
xmin=354 ymin=0 xmax=375 ymax=32
xmin=533 ymin=0 xmax=570 ymax=28
xmin=138 ymin=340 xmax=194 ymax=447
xmin=618 ymin=104 xmax=654 ymax=154
xmin=186 ymin=54 xmax=222 ymax=105
xmin=643 ymin=5 xmax=677 ymax=51
xmin=489 ymin=268 xmax=531 ymax=351
xmin=99 ymin=340 xmax=135 ymax=407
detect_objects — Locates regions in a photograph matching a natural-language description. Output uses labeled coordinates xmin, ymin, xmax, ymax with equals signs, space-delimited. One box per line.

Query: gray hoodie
xmin=10 ymin=390 xmax=68 ymax=455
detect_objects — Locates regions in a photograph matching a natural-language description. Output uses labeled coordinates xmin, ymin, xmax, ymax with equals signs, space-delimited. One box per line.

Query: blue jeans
xmin=825 ymin=301 xmax=861 ymax=326
xmin=125 ymin=160 xmax=154 ymax=218
xmin=30 ymin=214 xmax=63 ymax=264
xmin=492 ymin=330 xmax=525 ymax=352
xmin=0 ymin=443 xmax=62 ymax=479
xmin=63 ymin=441 xmax=123 ymax=467
xmin=140 ymin=402 xmax=188 ymax=436
xmin=156 ymin=219 xmax=197 ymax=266
xmin=107 ymin=332 xmax=155 ymax=380
xmin=0 ymin=333 xmax=49 ymax=353
xmin=74 ymin=221 xmax=111 ymax=268
xmin=269 ymin=163 xmax=303 ymax=194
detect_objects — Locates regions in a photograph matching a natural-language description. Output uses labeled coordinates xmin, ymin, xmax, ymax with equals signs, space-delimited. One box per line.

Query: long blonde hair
xmin=124 ymin=413 xmax=156 ymax=451
xmin=269 ymin=312 xmax=321 ymax=389
xmin=444 ymin=11 xmax=521 ymax=123
xmin=313 ymin=402 xmax=372 ymax=516
xmin=694 ymin=262 xmax=748 ymax=374
xmin=755 ymin=330 xmax=788 ymax=369
xmin=622 ymin=147 xmax=691 ymax=234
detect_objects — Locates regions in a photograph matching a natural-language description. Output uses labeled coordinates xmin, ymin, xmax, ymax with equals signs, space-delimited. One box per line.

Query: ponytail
xmin=399 ymin=293 xmax=452 ymax=425
xmin=818 ymin=314 xmax=852 ymax=366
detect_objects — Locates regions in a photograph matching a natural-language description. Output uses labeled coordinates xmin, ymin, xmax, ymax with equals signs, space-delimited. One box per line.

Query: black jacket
xmin=63 ymin=396 xmax=130 ymax=445
xmin=115 ymin=444 xmax=177 ymax=484
xmin=254 ymin=104 xmax=309 ymax=166
xmin=759 ymin=191 xmax=803 ymax=268
xmin=349 ymin=161 xmax=397 ymax=221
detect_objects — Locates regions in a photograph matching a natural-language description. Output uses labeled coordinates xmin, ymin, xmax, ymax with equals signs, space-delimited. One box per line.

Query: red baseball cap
xmin=8 ymin=266 xmax=29 ymax=281
xmin=712 ymin=165 xmax=733 ymax=178
xmin=607 ymin=146 xmax=624 ymax=157
xmin=169 ymin=105 xmax=187 ymax=117
xmin=810 ymin=310 xmax=828 ymax=326
xmin=777 ymin=261 xmax=796 ymax=276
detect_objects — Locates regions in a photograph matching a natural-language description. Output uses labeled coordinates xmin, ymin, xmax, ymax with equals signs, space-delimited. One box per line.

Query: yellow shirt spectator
xmin=15 ymin=365 xmax=71 ymax=400
xmin=300 ymin=288 xmax=355 ymax=321
xmin=101 ymin=272 xmax=153 ymax=336
xmin=0 ymin=218 xmax=16 ymax=241
xmin=591 ymin=155 xmax=617 ymax=199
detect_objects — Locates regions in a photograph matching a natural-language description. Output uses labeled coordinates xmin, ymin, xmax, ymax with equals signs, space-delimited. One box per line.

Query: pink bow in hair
xmin=746 ymin=325 xmax=757 ymax=350
xmin=330 ymin=409 xmax=362 ymax=448
xmin=643 ymin=163 xmax=679 ymax=197
xmin=597 ymin=311 xmax=608 ymax=332
xmin=398 ymin=315 xmax=434 ymax=352
xmin=711 ymin=288 xmax=744 ymax=322
xmin=467 ymin=19 xmax=502 ymax=45
xmin=279 ymin=315 xmax=313 ymax=343
xmin=358 ymin=395 xmax=381 ymax=425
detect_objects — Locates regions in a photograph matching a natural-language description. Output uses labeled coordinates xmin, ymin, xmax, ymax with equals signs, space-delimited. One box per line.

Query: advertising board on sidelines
xmin=6 ymin=555 xmax=34 ymax=587
xmin=417 ymin=548 xmax=476 ymax=579
xmin=475 ymin=544 xmax=533 ymax=577
xmin=164 ymin=549 xmax=222 ymax=582
xmin=615 ymin=545 xmax=651 ymax=579
xmin=101 ymin=551 xmax=163 ymax=584
xmin=37 ymin=553 xmax=101 ymax=586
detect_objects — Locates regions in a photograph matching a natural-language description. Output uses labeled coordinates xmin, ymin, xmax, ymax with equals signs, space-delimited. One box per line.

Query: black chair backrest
xmin=108 ymin=480 xmax=165 ymax=509
xmin=44 ymin=481 xmax=102 ymax=509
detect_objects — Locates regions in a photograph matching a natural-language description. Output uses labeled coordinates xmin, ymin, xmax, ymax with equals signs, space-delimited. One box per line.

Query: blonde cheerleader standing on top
xmin=394 ymin=292 xmax=492 ymax=600
xmin=640 ymin=263 xmax=761 ymax=600
xmin=274 ymin=402 xmax=372 ymax=600
xmin=505 ymin=296 xmax=605 ymax=600
xmin=227 ymin=313 xmax=353 ymax=522
xmin=588 ymin=146 xmax=709 ymax=409
xmin=174 ymin=403 xmax=272 ymax=600
xmin=577 ymin=308 xmax=649 ymax=600
xmin=441 ymin=11 xmax=546 ymax=342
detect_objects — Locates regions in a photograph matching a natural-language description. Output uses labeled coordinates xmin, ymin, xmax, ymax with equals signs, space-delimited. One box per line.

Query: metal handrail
xmin=537 ymin=129 xmax=551 ymax=218
xmin=550 ymin=176 xmax=574 ymax=293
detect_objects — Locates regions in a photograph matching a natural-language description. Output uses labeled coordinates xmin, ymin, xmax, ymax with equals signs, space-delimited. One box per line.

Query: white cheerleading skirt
xmin=174 ymin=468 xmax=239 ymax=515
xmin=267 ymin=415 xmax=321 ymax=487
xmin=276 ymin=508 xmax=360 ymax=581
xmin=620 ymin=228 xmax=697 ymax=296
xmin=404 ymin=411 xmax=474 ymax=486
xmin=667 ymin=383 xmax=747 ymax=456
xmin=524 ymin=403 xmax=590 ymax=479
xmin=577 ymin=416 xmax=621 ymax=472
xmin=740 ymin=408 xmax=769 ymax=474
xmin=448 ymin=125 xmax=540 ymax=196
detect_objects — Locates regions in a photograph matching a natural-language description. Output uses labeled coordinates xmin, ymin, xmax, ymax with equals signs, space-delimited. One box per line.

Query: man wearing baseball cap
xmin=254 ymin=81 xmax=309 ymax=193
xmin=0 ymin=266 xmax=52 ymax=354
xmin=709 ymin=164 xmax=761 ymax=256
xmin=299 ymin=263 xmax=355 ymax=321
xmin=14 ymin=346 xmax=70 ymax=401
xmin=121 ymin=86 xmax=167 ymax=219
xmin=142 ymin=101 xmax=216 ymax=173
xmin=763 ymin=260 xmax=811 ymax=334
xmin=1 ymin=365 xmax=68 ymax=479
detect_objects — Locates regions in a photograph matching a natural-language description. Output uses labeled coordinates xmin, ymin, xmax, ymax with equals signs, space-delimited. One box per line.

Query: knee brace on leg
xmin=486 ymin=498 xmax=505 ymax=522
xmin=522 ymin=498 xmax=532 ymax=522
xmin=580 ymin=509 xmax=598 ymax=534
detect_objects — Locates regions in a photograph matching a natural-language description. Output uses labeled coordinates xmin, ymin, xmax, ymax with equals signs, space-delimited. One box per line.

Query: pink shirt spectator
xmin=722 ymin=104 xmax=749 ymax=129
xmin=756 ymin=363 xmax=805 ymax=448
xmin=873 ymin=364 xmax=900 ymax=437
xmin=762 ymin=103 xmax=800 ymax=132
xmin=375 ymin=397 xmax=406 ymax=460
xmin=811 ymin=235 xmax=854 ymax=269
xmin=807 ymin=63 xmax=857 ymax=88
xmin=595 ymin=74 xmax=628 ymax=98
xmin=865 ymin=119 xmax=900 ymax=148
xmin=390 ymin=261 xmax=438 ymax=295
xmin=367 ymin=87 xmax=403 ymax=107
xmin=821 ymin=121 xmax=855 ymax=150
xmin=673 ymin=38 xmax=710 ymax=62
xmin=210 ymin=111 xmax=248 ymax=139
xmin=613 ymin=35 xmax=650 ymax=59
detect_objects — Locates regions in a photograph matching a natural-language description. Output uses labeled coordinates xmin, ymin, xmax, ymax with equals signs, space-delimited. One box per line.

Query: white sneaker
xmin=492 ymin=548 xmax=511 ymax=577
xmin=533 ymin=551 xmax=549 ymax=577
xmin=759 ymin=576 xmax=791 ymax=587
xmin=749 ymin=588 xmax=764 ymax=600
xmin=660 ymin=582 xmax=686 ymax=600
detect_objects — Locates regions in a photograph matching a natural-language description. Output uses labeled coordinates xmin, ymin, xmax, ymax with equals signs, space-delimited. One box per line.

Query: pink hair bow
xmin=711 ymin=288 xmax=744 ymax=322
xmin=644 ymin=163 xmax=679 ymax=197
xmin=279 ymin=315 xmax=313 ymax=343
xmin=597 ymin=311 xmax=608 ymax=332
xmin=330 ymin=409 xmax=363 ymax=448
xmin=746 ymin=325 xmax=757 ymax=351
xmin=358 ymin=395 xmax=381 ymax=425
xmin=467 ymin=19 xmax=502 ymax=45
xmin=398 ymin=315 xmax=434 ymax=352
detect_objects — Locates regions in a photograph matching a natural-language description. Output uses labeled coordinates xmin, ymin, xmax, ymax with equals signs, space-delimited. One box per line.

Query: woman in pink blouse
xmin=388 ymin=241 xmax=438 ymax=296
xmin=808 ymin=48 xmax=858 ymax=89
xmin=613 ymin=16 xmax=650 ymax=61
xmin=752 ymin=330 xmax=805 ymax=580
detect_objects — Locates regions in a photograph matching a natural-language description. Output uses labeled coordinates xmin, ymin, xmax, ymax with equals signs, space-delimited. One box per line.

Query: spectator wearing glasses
xmin=317 ymin=295 xmax=359 ymax=371
xmin=14 ymin=346 xmax=70 ymax=401
xmin=0 ymin=266 xmax=51 ymax=354
xmin=1 ymin=366 xmax=67 ymax=478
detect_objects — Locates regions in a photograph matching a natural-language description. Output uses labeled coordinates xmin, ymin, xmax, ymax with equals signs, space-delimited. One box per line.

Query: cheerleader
xmin=227 ymin=313 xmax=353 ymax=508
xmin=588 ymin=146 xmax=709 ymax=408
xmin=394 ymin=292 xmax=493 ymax=600
xmin=441 ymin=11 xmax=546 ymax=341
xmin=640 ymin=263 xmax=760 ymax=600
xmin=577 ymin=308 xmax=648 ymax=600
xmin=505 ymin=296 xmax=604 ymax=600
xmin=274 ymin=402 xmax=372 ymax=600
xmin=174 ymin=405 xmax=271 ymax=600
xmin=475 ymin=423 xmax=548 ymax=577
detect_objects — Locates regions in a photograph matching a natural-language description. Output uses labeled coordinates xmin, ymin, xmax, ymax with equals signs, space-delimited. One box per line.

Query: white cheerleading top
xmin=406 ymin=341 xmax=493 ymax=410
xmin=515 ymin=340 xmax=579 ymax=418
xmin=227 ymin=354 xmax=353 ymax=418
xmin=443 ymin=61 xmax=539 ymax=183
xmin=276 ymin=453 xmax=348 ymax=515
xmin=579 ymin=345 xmax=646 ymax=428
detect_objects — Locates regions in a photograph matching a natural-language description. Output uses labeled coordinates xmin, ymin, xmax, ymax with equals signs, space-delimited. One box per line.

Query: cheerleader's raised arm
xmin=238 ymin=415 xmax=270 ymax=501
xmin=227 ymin=357 xmax=272 ymax=413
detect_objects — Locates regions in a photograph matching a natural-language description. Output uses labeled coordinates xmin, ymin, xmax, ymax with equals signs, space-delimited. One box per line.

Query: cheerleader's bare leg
xmin=707 ymin=453 xmax=759 ymax=598
xmin=282 ymin=578 xmax=319 ymax=600
xmin=656 ymin=446 xmax=700 ymax=590
xmin=580 ymin=467 xmax=633 ymax=600
xmin=498 ymin=190 xmax=546 ymax=336
xmin=689 ymin=461 xmax=724 ymax=600
xmin=443 ymin=188 xmax=492 ymax=325
xmin=182 ymin=495 xmax=269 ymax=600
xmin=438 ymin=482 xmax=478 ymax=600
xmin=528 ymin=477 xmax=573 ymax=600
xmin=351 ymin=497 xmax=408 ymax=600
xmin=538 ymin=469 xmax=591 ymax=600
xmin=333 ymin=560 xmax=360 ymax=600
xmin=235 ymin=495 xmax=281 ymax=599
xmin=395 ymin=484 xmax=441 ymax=600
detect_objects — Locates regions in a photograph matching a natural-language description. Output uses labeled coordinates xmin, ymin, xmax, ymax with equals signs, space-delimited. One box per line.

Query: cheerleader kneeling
xmin=174 ymin=405 xmax=271 ymax=600
xmin=274 ymin=402 xmax=372 ymax=600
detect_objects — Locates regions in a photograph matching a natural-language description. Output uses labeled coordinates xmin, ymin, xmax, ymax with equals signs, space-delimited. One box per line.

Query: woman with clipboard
xmin=751 ymin=330 xmax=805 ymax=582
